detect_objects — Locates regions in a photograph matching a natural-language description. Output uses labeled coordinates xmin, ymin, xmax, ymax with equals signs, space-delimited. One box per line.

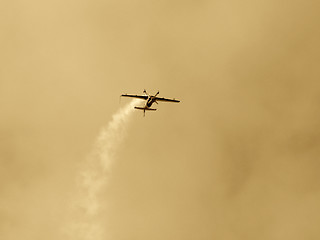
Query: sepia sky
xmin=1 ymin=0 xmax=320 ymax=239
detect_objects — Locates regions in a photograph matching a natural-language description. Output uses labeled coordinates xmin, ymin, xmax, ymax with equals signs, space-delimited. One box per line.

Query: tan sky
xmin=1 ymin=0 xmax=320 ymax=239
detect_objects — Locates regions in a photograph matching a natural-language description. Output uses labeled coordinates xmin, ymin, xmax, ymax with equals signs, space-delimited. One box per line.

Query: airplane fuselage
xmin=146 ymin=96 xmax=156 ymax=108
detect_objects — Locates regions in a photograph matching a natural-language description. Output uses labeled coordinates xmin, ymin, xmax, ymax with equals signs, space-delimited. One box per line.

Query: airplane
xmin=121 ymin=90 xmax=180 ymax=116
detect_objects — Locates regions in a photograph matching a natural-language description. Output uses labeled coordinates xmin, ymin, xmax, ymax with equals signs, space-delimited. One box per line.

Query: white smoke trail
xmin=64 ymin=99 xmax=141 ymax=240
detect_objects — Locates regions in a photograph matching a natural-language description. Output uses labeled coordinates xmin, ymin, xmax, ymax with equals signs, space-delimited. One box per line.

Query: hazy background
xmin=1 ymin=0 xmax=320 ymax=239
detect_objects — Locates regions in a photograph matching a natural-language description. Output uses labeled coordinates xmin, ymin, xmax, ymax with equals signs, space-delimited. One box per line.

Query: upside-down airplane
xmin=121 ymin=90 xmax=180 ymax=116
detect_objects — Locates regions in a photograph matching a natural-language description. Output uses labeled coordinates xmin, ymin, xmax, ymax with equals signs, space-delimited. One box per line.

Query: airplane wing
xmin=155 ymin=97 xmax=180 ymax=103
xmin=121 ymin=94 xmax=148 ymax=100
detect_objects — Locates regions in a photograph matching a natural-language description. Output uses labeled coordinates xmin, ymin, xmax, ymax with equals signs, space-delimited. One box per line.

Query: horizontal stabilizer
xmin=134 ymin=107 xmax=157 ymax=111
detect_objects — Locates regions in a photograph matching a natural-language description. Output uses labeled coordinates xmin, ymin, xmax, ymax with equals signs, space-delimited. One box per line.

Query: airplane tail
xmin=134 ymin=106 xmax=157 ymax=117
xmin=134 ymin=107 xmax=157 ymax=111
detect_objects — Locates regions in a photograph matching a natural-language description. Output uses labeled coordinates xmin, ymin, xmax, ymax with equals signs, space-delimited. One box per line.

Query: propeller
xmin=154 ymin=91 xmax=159 ymax=104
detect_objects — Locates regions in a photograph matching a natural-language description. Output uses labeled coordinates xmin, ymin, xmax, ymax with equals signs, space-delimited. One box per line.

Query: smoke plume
xmin=64 ymin=99 xmax=140 ymax=240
